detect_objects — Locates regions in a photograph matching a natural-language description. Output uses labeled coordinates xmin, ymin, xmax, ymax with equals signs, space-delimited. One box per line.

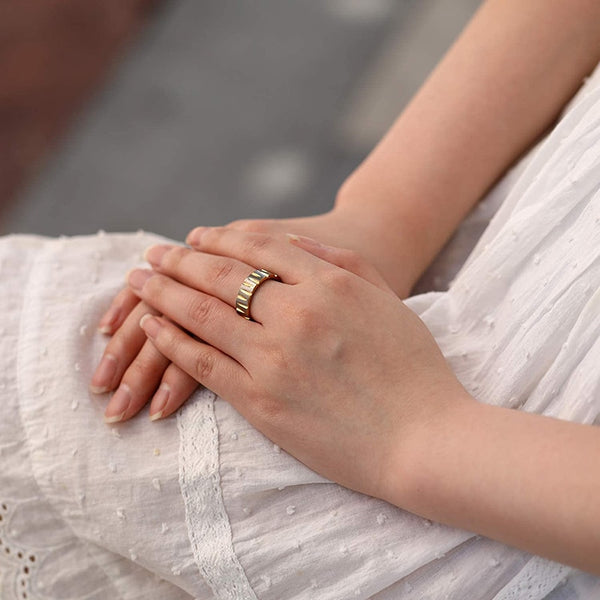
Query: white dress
xmin=2 ymin=63 xmax=600 ymax=600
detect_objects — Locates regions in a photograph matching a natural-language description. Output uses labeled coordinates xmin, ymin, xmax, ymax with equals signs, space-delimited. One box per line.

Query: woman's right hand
xmin=90 ymin=207 xmax=421 ymax=422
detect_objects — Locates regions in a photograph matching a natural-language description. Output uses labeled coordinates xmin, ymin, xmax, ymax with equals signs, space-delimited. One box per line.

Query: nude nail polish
xmin=90 ymin=354 xmax=117 ymax=393
xmin=150 ymin=383 xmax=170 ymax=421
xmin=97 ymin=307 xmax=119 ymax=334
xmin=104 ymin=383 xmax=131 ymax=423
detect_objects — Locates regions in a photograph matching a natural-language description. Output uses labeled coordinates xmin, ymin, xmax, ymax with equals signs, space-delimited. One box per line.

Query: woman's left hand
xmin=125 ymin=227 xmax=474 ymax=505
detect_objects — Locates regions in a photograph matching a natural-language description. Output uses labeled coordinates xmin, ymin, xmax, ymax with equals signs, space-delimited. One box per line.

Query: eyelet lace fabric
xmin=0 ymin=234 xmax=207 ymax=600
xmin=0 ymin=499 xmax=40 ymax=600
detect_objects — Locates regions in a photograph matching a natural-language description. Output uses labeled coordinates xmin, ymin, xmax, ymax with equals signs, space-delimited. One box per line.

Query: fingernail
xmin=90 ymin=354 xmax=117 ymax=393
xmin=149 ymin=383 xmax=170 ymax=421
xmin=104 ymin=383 xmax=131 ymax=423
xmin=140 ymin=314 xmax=161 ymax=338
xmin=186 ymin=227 xmax=209 ymax=246
xmin=144 ymin=244 xmax=171 ymax=266
xmin=128 ymin=268 xmax=153 ymax=291
xmin=286 ymin=233 xmax=325 ymax=248
xmin=98 ymin=306 xmax=119 ymax=334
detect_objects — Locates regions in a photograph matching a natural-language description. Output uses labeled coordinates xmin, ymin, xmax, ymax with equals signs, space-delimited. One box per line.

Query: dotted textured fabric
xmin=1 ymin=63 xmax=600 ymax=600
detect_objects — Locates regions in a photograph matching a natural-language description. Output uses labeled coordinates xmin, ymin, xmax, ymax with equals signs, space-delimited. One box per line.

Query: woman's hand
xmin=224 ymin=208 xmax=418 ymax=299
xmin=122 ymin=226 xmax=474 ymax=505
xmin=91 ymin=207 xmax=421 ymax=421
xmin=89 ymin=289 xmax=200 ymax=423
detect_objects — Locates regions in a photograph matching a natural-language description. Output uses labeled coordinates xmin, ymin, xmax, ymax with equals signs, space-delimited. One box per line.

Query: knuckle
xmin=209 ymin=259 xmax=235 ymax=287
xmin=193 ymin=349 xmax=214 ymax=382
xmin=244 ymin=233 xmax=272 ymax=255
xmin=291 ymin=302 xmax=322 ymax=337
xmin=264 ymin=346 xmax=291 ymax=372
xmin=321 ymin=267 xmax=354 ymax=294
xmin=187 ymin=294 xmax=217 ymax=325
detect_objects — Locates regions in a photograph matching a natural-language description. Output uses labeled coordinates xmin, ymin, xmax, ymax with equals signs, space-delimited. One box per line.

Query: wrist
xmin=385 ymin=384 xmax=480 ymax=514
xmin=332 ymin=184 xmax=425 ymax=298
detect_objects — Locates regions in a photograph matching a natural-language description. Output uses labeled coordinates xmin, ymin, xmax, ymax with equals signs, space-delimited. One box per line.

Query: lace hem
xmin=178 ymin=389 xmax=257 ymax=600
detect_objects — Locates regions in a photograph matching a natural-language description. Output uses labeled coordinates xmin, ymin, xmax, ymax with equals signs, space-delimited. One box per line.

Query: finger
xmin=144 ymin=244 xmax=284 ymax=323
xmin=90 ymin=300 xmax=159 ymax=393
xmin=140 ymin=314 xmax=251 ymax=401
xmin=286 ymin=234 xmax=392 ymax=292
xmin=127 ymin=269 xmax=263 ymax=360
xmin=104 ymin=339 xmax=169 ymax=423
xmin=148 ymin=362 xmax=199 ymax=421
xmin=185 ymin=226 xmax=321 ymax=282
xmin=97 ymin=287 xmax=141 ymax=335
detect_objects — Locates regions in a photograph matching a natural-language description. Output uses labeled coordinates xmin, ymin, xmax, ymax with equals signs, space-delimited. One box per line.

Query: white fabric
xmin=1 ymin=64 xmax=600 ymax=599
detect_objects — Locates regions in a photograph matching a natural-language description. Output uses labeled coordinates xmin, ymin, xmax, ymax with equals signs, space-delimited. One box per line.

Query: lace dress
xmin=1 ymin=64 xmax=600 ymax=600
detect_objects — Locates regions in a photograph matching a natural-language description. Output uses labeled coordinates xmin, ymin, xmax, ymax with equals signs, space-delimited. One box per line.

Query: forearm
xmin=336 ymin=0 xmax=600 ymax=289
xmin=395 ymin=396 xmax=600 ymax=574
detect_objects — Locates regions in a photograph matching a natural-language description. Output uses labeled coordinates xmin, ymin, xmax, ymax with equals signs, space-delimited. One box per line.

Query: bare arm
xmin=134 ymin=229 xmax=600 ymax=575
xmin=394 ymin=397 xmax=600 ymax=575
xmin=336 ymin=0 xmax=600 ymax=294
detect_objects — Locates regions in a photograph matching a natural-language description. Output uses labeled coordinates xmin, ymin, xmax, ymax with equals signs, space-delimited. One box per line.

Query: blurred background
xmin=1 ymin=0 xmax=480 ymax=240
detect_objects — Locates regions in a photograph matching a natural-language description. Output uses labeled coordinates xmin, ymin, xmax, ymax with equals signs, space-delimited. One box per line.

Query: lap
xmin=2 ymin=62 xmax=600 ymax=600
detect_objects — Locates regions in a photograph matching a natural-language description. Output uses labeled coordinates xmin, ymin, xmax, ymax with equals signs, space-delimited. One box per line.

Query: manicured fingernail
xmin=150 ymin=383 xmax=170 ymax=421
xmin=90 ymin=354 xmax=117 ymax=393
xmin=286 ymin=233 xmax=325 ymax=248
xmin=140 ymin=313 xmax=161 ymax=338
xmin=104 ymin=383 xmax=131 ymax=423
xmin=128 ymin=268 xmax=153 ymax=291
xmin=98 ymin=306 xmax=119 ymax=334
xmin=186 ymin=227 xmax=209 ymax=246
xmin=144 ymin=244 xmax=171 ymax=266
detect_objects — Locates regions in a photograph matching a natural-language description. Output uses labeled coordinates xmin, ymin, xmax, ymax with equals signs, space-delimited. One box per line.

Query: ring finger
xmin=127 ymin=268 xmax=269 ymax=364
xmin=143 ymin=244 xmax=284 ymax=325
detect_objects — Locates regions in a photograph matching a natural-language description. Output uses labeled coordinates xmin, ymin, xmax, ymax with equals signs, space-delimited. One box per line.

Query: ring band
xmin=235 ymin=268 xmax=281 ymax=321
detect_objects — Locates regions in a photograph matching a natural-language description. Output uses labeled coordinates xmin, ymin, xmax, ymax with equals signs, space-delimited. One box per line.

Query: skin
xmin=88 ymin=0 xmax=600 ymax=573
xmin=129 ymin=227 xmax=600 ymax=576
xmin=91 ymin=0 xmax=600 ymax=422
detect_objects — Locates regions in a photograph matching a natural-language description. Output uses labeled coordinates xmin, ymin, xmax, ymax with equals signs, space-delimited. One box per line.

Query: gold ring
xmin=235 ymin=268 xmax=281 ymax=321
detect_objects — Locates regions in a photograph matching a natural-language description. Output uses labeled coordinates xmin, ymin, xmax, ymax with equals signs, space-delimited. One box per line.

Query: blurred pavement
xmin=4 ymin=0 xmax=480 ymax=241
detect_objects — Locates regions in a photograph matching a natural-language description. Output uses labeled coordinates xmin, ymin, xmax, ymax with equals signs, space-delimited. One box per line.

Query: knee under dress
xmin=2 ymin=63 xmax=600 ymax=600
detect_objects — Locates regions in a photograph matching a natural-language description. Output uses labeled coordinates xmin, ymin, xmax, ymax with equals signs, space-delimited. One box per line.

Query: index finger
xmin=186 ymin=227 xmax=322 ymax=282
